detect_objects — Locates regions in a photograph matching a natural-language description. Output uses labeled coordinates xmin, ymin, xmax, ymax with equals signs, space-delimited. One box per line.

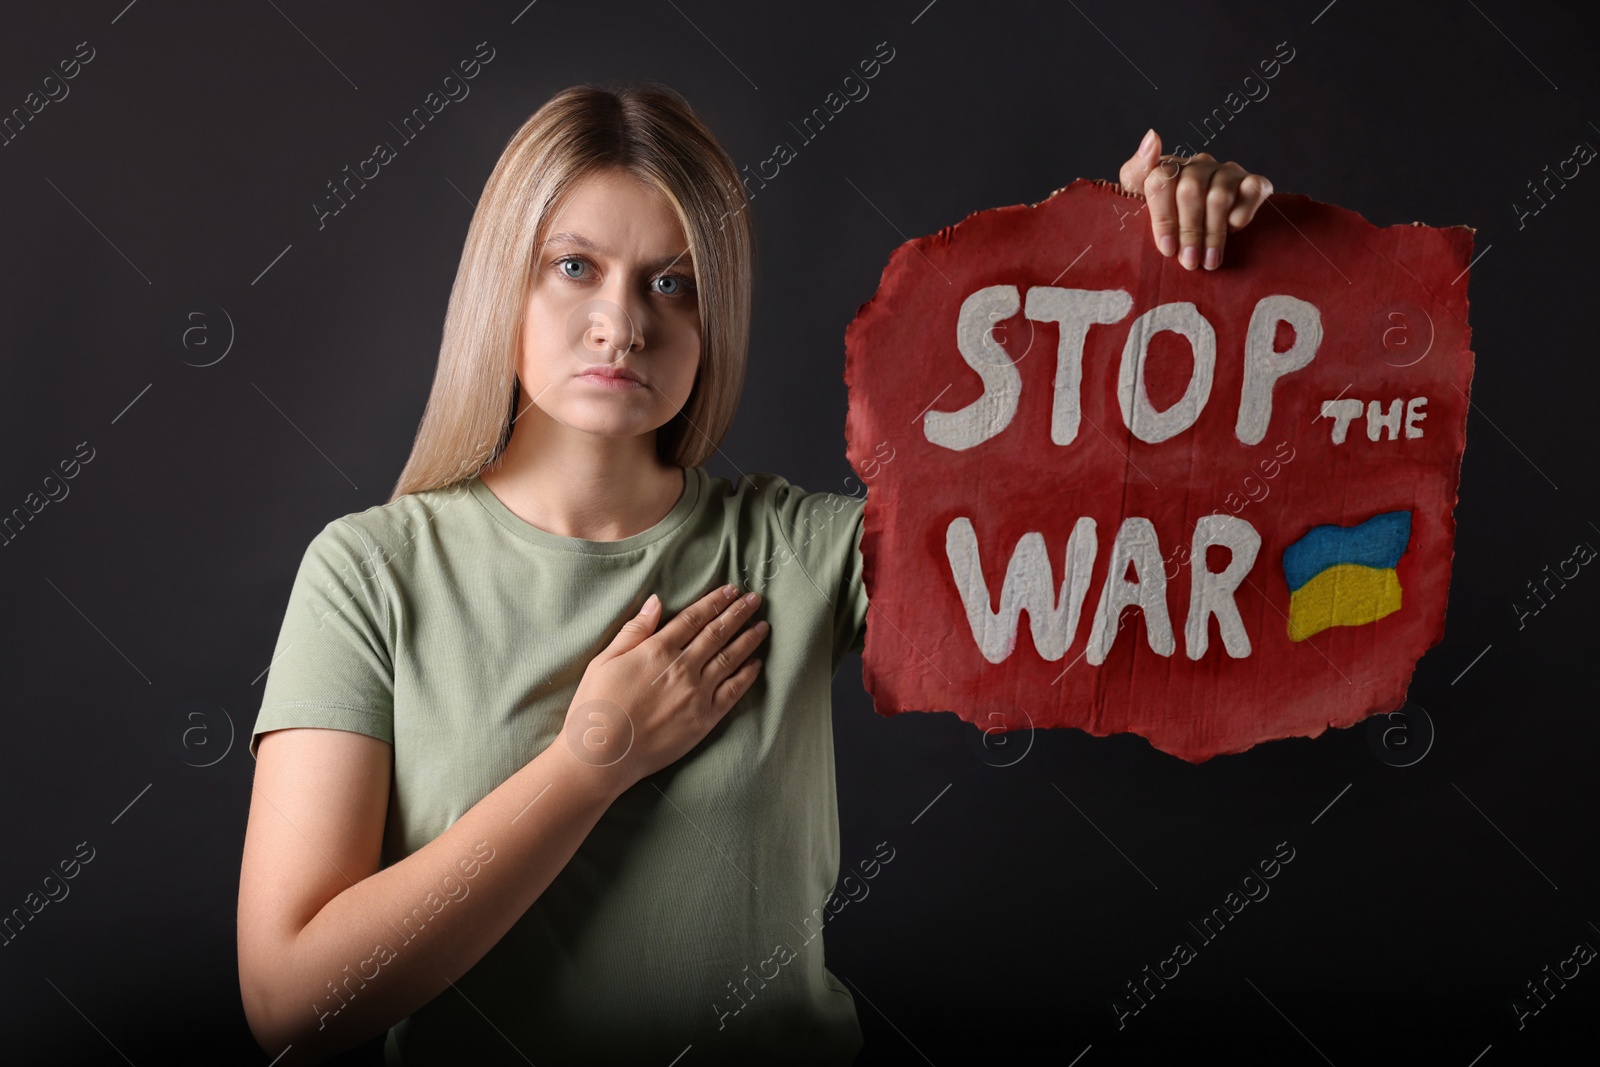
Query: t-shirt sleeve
xmin=767 ymin=479 xmax=869 ymax=672
xmin=838 ymin=495 xmax=868 ymax=660
xmin=249 ymin=518 xmax=395 ymax=760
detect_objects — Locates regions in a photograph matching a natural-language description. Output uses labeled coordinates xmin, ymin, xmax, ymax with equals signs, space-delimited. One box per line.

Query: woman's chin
xmin=556 ymin=412 xmax=668 ymax=442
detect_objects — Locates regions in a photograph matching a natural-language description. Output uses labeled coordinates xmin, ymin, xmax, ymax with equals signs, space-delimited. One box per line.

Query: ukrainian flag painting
xmin=1281 ymin=510 xmax=1412 ymax=642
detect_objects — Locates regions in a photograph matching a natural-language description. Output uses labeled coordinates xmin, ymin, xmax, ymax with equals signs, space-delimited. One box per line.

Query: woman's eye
xmin=555 ymin=257 xmax=691 ymax=294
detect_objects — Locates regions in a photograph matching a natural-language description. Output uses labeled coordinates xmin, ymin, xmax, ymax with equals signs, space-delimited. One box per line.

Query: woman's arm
xmin=238 ymin=579 xmax=767 ymax=1064
xmin=238 ymin=724 xmax=621 ymax=1063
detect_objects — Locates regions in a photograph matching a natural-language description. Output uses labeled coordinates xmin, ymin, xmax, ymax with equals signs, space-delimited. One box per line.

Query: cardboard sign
xmin=843 ymin=179 xmax=1475 ymax=762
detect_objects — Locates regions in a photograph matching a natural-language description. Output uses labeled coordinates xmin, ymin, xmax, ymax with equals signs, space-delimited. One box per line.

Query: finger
xmin=1175 ymin=157 xmax=1213 ymax=270
xmin=654 ymin=582 xmax=743 ymax=651
xmin=711 ymin=657 xmax=763 ymax=719
xmin=684 ymin=589 xmax=763 ymax=672
xmin=1226 ymin=171 xmax=1274 ymax=230
xmin=701 ymin=614 xmax=770 ymax=685
xmin=1143 ymin=161 xmax=1181 ymax=257
xmin=1118 ymin=127 xmax=1162 ymax=197
xmin=602 ymin=592 xmax=662 ymax=658
xmin=1203 ymin=164 xmax=1246 ymax=270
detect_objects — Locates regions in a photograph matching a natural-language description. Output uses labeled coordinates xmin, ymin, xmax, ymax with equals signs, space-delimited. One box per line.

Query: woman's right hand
xmin=557 ymin=582 xmax=767 ymax=792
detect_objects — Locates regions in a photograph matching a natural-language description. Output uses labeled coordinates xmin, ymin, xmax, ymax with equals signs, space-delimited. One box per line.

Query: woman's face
xmin=517 ymin=167 xmax=702 ymax=447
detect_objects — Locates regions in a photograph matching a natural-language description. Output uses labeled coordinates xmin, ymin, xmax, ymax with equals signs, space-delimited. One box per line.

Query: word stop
xmin=924 ymin=286 xmax=1323 ymax=450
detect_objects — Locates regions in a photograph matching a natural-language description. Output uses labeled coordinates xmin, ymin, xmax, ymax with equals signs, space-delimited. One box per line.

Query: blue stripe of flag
xmin=1281 ymin=510 xmax=1412 ymax=593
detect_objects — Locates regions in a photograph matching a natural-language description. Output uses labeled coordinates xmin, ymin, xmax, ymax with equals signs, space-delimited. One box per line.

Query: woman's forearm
xmin=253 ymin=741 xmax=625 ymax=1063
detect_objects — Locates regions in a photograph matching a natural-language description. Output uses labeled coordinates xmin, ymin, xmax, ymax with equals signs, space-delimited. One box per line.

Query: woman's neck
xmin=478 ymin=419 xmax=684 ymax=542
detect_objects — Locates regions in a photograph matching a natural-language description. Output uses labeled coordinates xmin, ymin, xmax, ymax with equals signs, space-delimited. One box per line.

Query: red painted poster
xmin=843 ymin=179 xmax=1476 ymax=762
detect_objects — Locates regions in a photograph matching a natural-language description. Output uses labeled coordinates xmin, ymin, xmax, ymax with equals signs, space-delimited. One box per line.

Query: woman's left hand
xmin=1117 ymin=127 xmax=1274 ymax=272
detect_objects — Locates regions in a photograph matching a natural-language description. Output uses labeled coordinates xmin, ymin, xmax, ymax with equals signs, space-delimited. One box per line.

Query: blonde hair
xmin=387 ymin=82 xmax=754 ymax=502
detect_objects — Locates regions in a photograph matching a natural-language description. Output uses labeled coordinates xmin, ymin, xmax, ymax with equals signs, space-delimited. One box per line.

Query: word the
xmin=716 ymin=40 xmax=896 ymax=231
xmin=314 ymin=41 xmax=496 ymax=230
xmin=1319 ymin=396 xmax=1426 ymax=444
xmin=742 ymin=439 xmax=896 ymax=584
xmin=1 ymin=440 xmax=96 ymax=548
xmin=1 ymin=39 xmax=96 ymax=148
xmin=1169 ymin=40 xmax=1297 ymax=159
xmin=712 ymin=840 xmax=895 ymax=1030
xmin=928 ymin=287 xmax=1322 ymax=450
xmin=1510 ymin=935 xmax=1594 ymax=1029
xmin=1 ymin=840 xmax=96 ymax=947
xmin=313 ymin=838 xmax=496 ymax=1030
xmin=1112 ymin=839 xmax=1295 ymax=1029
xmin=1513 ymin=536 xmax=1595 ymax=630
xmin=1513 ymin=139 xmax=1597 ymax=231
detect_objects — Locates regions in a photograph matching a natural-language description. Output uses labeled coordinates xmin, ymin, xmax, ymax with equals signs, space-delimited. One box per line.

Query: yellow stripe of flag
xmin=1286 ymin=563 xmax=1402 ymax=642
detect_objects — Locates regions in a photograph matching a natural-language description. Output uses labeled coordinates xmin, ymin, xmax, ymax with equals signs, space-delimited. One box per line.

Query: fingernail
xmin=642 ymin=593 xmax=660 ymax=615
xmin=1138 ymin=128 xmax=1156 ymax=158
xmin=753 ymin=620 xmax=769 ymax=634
xmin=722 ymin=583 xmax=738 ymax=598
xmin=744 ymin=591 xmax=759 ymax=605
xmin=1159 ymin=235 xmax=1176 ymax=257
xmin=1204 ymin=247 xmax=1220 ymax=270
xmin=1180 ymin=246 xmax=1198 ymax=271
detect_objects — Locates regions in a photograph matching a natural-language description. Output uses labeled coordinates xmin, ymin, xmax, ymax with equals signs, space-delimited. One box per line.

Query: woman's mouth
xmin=578 ymin=369 xmax=645 ymax=389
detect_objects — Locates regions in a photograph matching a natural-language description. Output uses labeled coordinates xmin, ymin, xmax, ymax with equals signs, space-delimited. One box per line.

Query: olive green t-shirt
xmin=249 ymin=466 xmax=870 ymax=1065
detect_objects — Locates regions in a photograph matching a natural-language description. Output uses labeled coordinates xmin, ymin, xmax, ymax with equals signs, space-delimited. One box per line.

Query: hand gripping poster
xmin=843 ymin=178 xmax=1475 ymax=763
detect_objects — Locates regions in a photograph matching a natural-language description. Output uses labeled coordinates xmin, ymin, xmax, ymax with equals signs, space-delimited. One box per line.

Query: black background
xmin=1 ymin=1 xmax=1595 ymax=1064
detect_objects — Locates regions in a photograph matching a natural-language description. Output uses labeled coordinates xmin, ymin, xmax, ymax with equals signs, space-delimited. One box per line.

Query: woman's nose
xmin=577 ymin=291 xmax=645 ymax=358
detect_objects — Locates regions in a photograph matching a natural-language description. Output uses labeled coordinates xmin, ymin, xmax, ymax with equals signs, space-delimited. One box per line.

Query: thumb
xmin=606 ymin=593 xmax=662 ymax=655
xmin=1119 ymin=127 xmax=1162 ymax=196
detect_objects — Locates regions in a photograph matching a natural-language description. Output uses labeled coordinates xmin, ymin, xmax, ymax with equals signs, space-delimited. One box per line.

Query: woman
xmin=237 ymin=84 xmax=1272 ymax=1065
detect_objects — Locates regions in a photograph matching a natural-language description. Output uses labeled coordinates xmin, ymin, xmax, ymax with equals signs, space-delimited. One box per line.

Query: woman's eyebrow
xmin=544 ymin=230 xmax=693 ymax=272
